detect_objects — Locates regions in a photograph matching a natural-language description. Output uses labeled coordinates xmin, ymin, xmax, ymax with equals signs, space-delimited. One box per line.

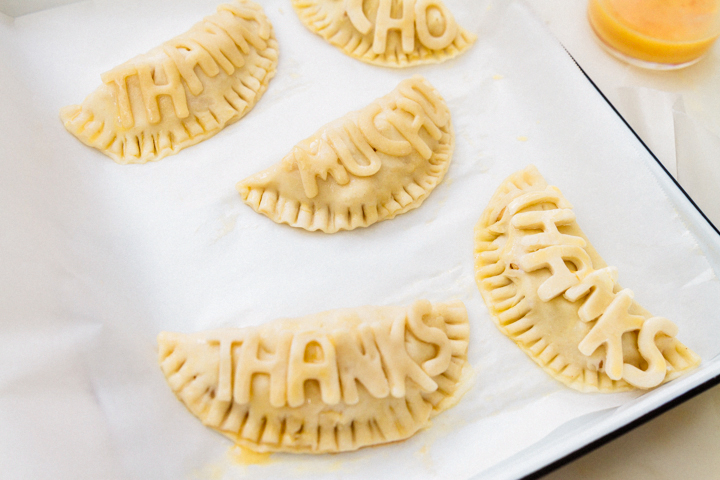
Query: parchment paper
xmin=1 ymin=1 xmax=720 ymax=479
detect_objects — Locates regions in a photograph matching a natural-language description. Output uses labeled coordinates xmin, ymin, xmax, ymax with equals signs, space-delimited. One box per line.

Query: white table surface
xmin=1 ymin=1 xmax=718 ymax=479
xmin=521 ymin=1 xmax=720 ymax=479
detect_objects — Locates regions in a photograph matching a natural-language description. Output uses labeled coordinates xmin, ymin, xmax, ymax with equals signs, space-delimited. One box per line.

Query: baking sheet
xmin=2 ymin=1 xmax=720 ymax=479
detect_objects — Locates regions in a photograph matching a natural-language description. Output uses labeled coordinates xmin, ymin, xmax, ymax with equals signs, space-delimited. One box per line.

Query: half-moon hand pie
xmin=158 ymin=300 xmax=469 ymax=453
xmin=292 ymin=0 xmax=476 ymax=67
xmin=237 ymin=75 xmax=454 ymax=233
xmin=474 ymin=166 xmax=699 ymax=392
xmin=60 ymin=0 xmax=278 ymax=164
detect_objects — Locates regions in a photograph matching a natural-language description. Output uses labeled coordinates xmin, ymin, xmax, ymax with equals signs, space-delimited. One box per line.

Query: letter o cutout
xmin=415 ymin=0 xmax=458 ymax=50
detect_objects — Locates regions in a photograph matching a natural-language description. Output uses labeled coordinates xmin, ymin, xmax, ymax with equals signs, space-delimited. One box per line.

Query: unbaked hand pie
xmin=158 ymin=300 xmax=469 ymax=453
xmin=60 ymin=0 xmax=278 ymax=164
xmin=291 ymin=0 xmax=476 ymax=67
xmin=237 ymin=75 xmax=454 ymax=233
xmin=474 ymin=166 xmax=699 ymax=392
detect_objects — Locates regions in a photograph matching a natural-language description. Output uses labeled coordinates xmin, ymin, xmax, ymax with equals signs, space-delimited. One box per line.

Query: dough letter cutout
xmin=60 ymin=0 xmax=279 ymax=164
xmin=158 ymin=300 xmax=470 ymax=453
xmin=474 ymin=165 xmax=699 ymax=392
xmin=291 ymin=0 xmax=476 ymax=67
xmin=236 ymin=76 xmax=454 ymax=233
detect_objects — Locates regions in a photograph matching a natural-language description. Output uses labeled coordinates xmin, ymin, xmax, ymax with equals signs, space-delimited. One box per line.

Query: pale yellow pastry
xmin=237 ymin=76 xmax=453 ymax=233
xmin=291 ymin=0 xmax=476 ymax=67
xmin=60 ymin=0 xmax=278 ymax=164
xmin=474 ymin=166 xmax=699 ymax=392
xmin=158 ymin=300 xmax=469 ymax=453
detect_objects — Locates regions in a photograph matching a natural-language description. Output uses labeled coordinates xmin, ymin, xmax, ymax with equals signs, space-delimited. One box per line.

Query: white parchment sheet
xmin=2 ymin=1 xmax=720 ymax=479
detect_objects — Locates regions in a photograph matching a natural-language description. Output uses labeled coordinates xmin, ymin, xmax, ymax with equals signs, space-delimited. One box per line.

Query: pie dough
xmin=292 ymin=0 xmax=476 ymax=67
xmin=237 ymin=75 xmax=454 ymax=233
xmin=474 ymin=166 xmax=699 ymax=392
xmin=158 ymin=300 xmax=469 ymax=453
xmin=60 ymin=0 xmax=278 ymax=164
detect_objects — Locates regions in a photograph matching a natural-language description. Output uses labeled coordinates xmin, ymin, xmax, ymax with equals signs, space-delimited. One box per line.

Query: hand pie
xmin=474 ymin=166 xmax=699 ymax=392
xmin=60 ymin=0 xmax=278 ymax=164
xmin=158 ymin=300 xmax=469 ymax=453
xmin=292 ymin=0 xmax=476 ymax=67
xmin=237 ymin=76 xmax=454 ymax=233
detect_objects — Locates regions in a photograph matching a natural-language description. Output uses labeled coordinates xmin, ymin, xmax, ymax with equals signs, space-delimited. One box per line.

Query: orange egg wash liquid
xmin=588 ymin=0 xmax=720 ymax=68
